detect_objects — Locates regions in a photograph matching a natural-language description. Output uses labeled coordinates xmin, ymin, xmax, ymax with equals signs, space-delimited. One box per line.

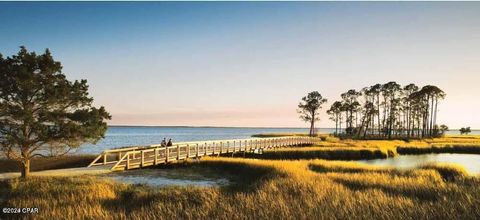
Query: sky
xmin=1 ymin=2 xmax=479 ymax=128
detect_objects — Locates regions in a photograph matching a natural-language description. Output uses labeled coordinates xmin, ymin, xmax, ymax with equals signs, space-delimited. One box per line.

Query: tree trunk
xmin=355 ymin=110 xmax=358 ymax=127
xmin=357 ymin=116 xmax=365 ymax=138
xmin=21 ymin=159 xmax=30 ymax=179
xmin=382 ymin=97 xmax=387 ymax=137
xmin=407 ymin=105 xmax=411 ymax=138
xmin=339 ymin=115 xmax=342 ymax=134
xmin=422 ymin=96 xmax=430 ymax=138
xmin=335 ymin=114 xmax=338 ymax=135
xmin=310 ymin=121 xmax=314 ymax=137
xmin=363 ymin=115 xmax=370 ymax=138
xmin=411 ymin=116 xmax=414 ymax=138
xmin=377 ymin=95 xmax=381 ymax=136
xmin=429 ymin=96 xmax=434 ymax=136
xmin=433 ymin=97 xmax=438 ymax=132
xmin=345 ymin=112 xmax=349 ymax=129
xmin=309 ymin=115 xmax=315 ymax=137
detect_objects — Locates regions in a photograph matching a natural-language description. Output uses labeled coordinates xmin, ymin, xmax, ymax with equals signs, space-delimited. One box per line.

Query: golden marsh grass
xmin=250 ymin=135 xmax=480 ymax=160
xmin=1 ymin=157 xmax=479 ymax=219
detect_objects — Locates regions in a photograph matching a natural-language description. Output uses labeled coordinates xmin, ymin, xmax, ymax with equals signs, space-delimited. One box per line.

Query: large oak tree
xmin=0 ymin=47 xmax=111 ymax=178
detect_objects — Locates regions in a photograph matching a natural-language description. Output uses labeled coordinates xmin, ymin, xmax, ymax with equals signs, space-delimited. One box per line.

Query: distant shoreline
xmin=107 ymin=125 xmax=313 ymax=129
xmin=106 ymin=125 xmax=477 ymax=130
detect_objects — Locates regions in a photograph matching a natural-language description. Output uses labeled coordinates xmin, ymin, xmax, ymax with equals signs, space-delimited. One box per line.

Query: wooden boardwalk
xmin=88 ymin=136 xmax=319 ymax=171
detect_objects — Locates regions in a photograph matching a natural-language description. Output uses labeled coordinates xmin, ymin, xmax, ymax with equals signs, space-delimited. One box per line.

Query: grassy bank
xmin=397 ymin=145 xmax=480 ymax=155
xmin=0 ymin=155 xmax=96 ymax=174
xmin=397 ymin=135 xmax=480 ymax=154
xmin=248 ymin=134 xmax=480 ymax=160
xmin=1 ymin=157 xmax=479 ymax=219
xmin=242 ymin=147 xmax=394 ymax=160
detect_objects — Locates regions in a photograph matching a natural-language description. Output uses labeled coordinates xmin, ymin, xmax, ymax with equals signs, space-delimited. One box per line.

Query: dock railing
xmin=88 ymin=136 xmax=319 ymax=171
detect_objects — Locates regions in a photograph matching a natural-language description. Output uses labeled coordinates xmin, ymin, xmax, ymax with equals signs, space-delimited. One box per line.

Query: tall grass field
xmin=1 ymin=157 xmax=479 ymax=219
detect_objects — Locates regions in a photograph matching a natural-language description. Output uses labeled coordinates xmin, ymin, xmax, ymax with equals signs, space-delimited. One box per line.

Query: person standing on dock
xmin=161 ymin=138 xmax=167 ymax=147
xmin=167 ymin=139 xmax=173 ymax=146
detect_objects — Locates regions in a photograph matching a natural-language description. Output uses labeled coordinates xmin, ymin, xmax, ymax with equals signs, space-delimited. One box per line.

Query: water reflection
xmin=104 ymin=168 xmax=230 ymax=187
xmin=360 ymin=153 xmax=480 ymax=175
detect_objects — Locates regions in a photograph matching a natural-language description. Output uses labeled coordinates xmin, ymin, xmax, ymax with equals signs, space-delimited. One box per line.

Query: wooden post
xmin=141 ymin=150 xmax=145 ymax=167
xmin=126 ymin=153 xmax=131 ymax=170
xmin=196 ymin=143 xmax=199 ymax=158
xmin=187 ymin=144 xmax=190 ymax=159
xmin=177 ymin=145 xmax=180 ymax=160
xmin=103 ymin=153 xmax=107 ymax=165
xmin=166 ymin=146 xmax=169 ymax=162
xmin=243 ymin=141 xmax=246 ymax=157
xmin=154 ymin=148 xmax=158 ymax=165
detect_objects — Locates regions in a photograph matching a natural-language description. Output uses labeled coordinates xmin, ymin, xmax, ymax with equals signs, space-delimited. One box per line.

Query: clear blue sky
xmin=1 ymin=2 xmax=480 ymax=128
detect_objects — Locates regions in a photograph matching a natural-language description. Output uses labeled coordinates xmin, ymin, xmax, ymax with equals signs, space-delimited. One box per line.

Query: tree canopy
xmin=298 ymin=91 xmax=327 ymax=136
xmin=0 ymin=47 xmax=111 ymax=178
xmin=460 ymin=127 xmax=471 ymax=135
xmin=327 ymin=82 xmax=446 ymax=139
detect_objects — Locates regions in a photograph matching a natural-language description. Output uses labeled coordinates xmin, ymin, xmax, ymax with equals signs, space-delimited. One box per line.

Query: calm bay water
xmin=360 ymin=153 xmax=480 ymax=175
xmin=76 ymin=126 xmax=478 ymax=154
xmin=76 ymin=126 xmax=314 ymax=154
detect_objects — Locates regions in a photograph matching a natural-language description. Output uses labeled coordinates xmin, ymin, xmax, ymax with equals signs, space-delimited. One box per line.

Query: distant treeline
xmin=327 ymin=82 xmax=447 ymax=139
